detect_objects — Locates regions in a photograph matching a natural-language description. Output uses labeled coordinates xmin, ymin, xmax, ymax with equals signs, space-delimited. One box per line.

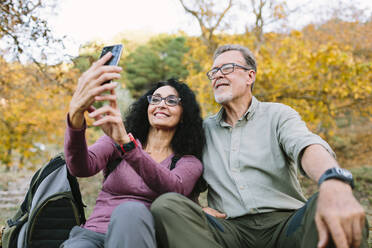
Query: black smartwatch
xmin=114 ymin=133 xmax=137 ymax=155
xmin=115 ymin=141 xmax=136 ymax=155
xmin=318 ymin=167 xmax=354 ymax=189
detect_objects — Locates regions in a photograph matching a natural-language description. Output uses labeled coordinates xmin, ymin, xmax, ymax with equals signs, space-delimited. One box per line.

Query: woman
xmin=61 ymin=52 xmax=205 ymax=248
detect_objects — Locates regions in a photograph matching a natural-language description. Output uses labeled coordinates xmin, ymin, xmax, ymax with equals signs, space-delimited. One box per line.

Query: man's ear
xmin=246 ymin=70 xmax=256 ymax=87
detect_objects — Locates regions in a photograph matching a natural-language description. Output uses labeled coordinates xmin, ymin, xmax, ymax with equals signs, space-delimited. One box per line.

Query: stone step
xmin=0 ymin=196 xmax=24 ymax=203
xmin=0 ymin=203 xmax=19 ymax=209
xmin=0 ymin=191 xmax=26 ymax=196
xmin=0 ymin=189 xmax=27 ymax=209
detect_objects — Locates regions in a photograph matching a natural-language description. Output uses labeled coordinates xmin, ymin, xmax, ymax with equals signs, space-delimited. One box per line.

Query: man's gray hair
xmin=213 ymin=44 xmax=257 ymax=72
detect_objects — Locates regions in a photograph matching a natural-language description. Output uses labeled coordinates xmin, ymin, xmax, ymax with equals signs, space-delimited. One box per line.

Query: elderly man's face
xmin=210 ymin=50 xmax=254 ymax=104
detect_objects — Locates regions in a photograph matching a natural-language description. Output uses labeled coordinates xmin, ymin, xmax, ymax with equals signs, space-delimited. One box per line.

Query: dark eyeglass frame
xmin=147 ymin=95 xmax=181 ymax=107
xmin=206 ymin=63 xmax=252 ymax=80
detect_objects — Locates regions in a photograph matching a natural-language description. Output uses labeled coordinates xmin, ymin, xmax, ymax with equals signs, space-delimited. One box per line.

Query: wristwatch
xmin=115 ymin=142 xmax=135 ymax=155
xmin=318 ymin=167 xmax=354 ymax=189
xmin=115 ymin=133 xmax=137 ymax=155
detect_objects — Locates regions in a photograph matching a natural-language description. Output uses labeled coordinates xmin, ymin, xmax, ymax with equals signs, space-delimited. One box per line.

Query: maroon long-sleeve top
xmin=64 ymin=118 xmax=203 ymax=234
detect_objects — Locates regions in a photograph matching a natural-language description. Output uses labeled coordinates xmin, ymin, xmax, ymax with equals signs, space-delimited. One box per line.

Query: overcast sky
xmin=46 ymin=0 xmax=372 ymax=56
xmin=49 ymin=0 xmax=190 ymax=44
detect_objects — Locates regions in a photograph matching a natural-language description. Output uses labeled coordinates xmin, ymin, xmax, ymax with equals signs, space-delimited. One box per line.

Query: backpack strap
xmin=105 ymin=155 xmax=182 ymax=180
xmin=66 ymin=171 xmax=86 ymax=224
xmin=20 ymin=154 xmax=65 ymax=214
xmin=170 ymin=155 xmax=181 ymax=170
xmin=105 ymin=158 xmax=122 ymax=180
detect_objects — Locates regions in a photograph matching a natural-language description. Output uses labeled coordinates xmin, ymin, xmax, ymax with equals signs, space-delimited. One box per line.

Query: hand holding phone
xmin=99 ymin=44 xmax=123 ymax=84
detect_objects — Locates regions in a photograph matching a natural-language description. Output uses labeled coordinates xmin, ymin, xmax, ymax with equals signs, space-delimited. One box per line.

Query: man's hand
xmin=315 ymin=179 xmax=365 ymax=248
xmin=202 ymin=207 xmax=227 ymax=219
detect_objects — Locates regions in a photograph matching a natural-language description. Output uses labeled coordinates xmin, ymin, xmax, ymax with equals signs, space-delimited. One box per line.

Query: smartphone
xmin=99 ymin=44 xmax=123 ymax=84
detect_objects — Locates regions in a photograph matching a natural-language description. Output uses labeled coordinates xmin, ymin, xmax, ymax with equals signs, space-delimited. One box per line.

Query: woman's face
xmin=147 ymin=86 xmax=183 ymax=130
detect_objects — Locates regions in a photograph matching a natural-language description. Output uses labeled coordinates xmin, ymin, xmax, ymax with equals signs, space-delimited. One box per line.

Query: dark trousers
xmin=60 ymin=201 xmax=156 ymax=248
xmin=151 ymin=193 xmax=369 ymax=248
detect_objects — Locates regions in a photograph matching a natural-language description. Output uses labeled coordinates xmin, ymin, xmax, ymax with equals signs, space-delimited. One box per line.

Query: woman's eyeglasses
xmin=147 ymin=95 xmax=181 ymax=106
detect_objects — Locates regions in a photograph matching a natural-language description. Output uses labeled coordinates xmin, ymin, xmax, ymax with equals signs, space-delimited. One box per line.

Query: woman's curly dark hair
xmin=124 ymin=78 xmax=205 ymax=160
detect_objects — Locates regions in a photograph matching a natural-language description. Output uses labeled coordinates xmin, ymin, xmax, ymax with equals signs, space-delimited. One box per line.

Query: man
xmin=151 ymin=44 xmax=369 ymax=248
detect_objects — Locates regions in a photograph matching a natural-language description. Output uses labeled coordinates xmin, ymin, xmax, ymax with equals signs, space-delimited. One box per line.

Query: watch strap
xmin=318 ymin=167 xmax=354 ymax=189
xmin=115 ymin=133 xmax=137 ymax=155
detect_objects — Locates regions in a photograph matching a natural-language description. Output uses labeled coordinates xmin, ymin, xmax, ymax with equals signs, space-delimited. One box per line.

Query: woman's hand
xmin=68 ymin=52 xmax=122 ymax=129
xmin=88 ymin=89 xmax=131 ymax=145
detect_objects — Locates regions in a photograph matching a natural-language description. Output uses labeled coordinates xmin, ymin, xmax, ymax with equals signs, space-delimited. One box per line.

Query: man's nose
xmin=214 ymin=68 xmax=224 ymax=79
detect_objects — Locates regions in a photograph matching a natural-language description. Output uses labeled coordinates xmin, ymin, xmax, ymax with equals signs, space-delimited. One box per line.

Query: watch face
xmin=319 ymin=167 xmax=354 ymax=189
xmin=335 ymin=168 xmax=352 ymax=179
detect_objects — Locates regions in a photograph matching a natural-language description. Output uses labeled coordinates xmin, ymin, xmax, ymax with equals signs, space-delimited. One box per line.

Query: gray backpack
xmin=1 ymin=153 xmax=86 ymax=248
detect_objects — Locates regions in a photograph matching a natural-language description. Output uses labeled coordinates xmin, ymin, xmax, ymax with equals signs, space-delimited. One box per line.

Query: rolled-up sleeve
xmin=276 ymin=105 xmax=335 ymax=176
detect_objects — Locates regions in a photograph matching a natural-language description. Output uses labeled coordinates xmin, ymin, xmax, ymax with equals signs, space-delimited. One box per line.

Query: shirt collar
xmin=215 ymin=96 xmax=260 ymax=127
xmin=244 ymin=95 xmax=259 ymax=120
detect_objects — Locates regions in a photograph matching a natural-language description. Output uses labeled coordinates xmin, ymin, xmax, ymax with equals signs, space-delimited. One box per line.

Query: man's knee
xmin=151 ymin=192 xmax=187 ymax=216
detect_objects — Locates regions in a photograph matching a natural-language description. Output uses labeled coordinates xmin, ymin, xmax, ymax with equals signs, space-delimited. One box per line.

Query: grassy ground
xmin=1 ymin=166 xmax=371 ymax=245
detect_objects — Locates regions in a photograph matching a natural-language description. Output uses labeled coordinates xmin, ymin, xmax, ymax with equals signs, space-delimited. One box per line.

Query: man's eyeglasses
xmin=147 ymin=95 xmax=181 ymax=107
xmin=206 ymin=63 xmax=252 ymax=80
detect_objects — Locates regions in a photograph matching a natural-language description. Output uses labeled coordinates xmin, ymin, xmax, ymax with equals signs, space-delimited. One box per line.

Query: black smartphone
xmin=99 ymin=44 xmax=123 ymax=84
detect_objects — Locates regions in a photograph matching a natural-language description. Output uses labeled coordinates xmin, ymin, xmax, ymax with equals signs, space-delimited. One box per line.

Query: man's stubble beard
xmin=214 ymin=87 xmax=233 ymax=104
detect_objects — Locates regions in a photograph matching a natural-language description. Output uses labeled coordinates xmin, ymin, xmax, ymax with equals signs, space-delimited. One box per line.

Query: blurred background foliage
xmin=0 ymin=0 xmax=371 ymax=169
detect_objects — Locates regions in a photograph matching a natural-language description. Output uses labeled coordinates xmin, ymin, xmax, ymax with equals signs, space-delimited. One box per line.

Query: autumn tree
xmin=302 ymin=18 xmax=372 ymax=61
xmin=0 ymin=0 xmax=76 ymax=167
xmin=255 ymin=31 xmax=372 ymax=137
xmin=123 ymin=35 xmax=190 ymax=98
xmin=178 ymin=0 xmax=233 ymax=55
xmin=0 ymin=58 xmax=77 ymax=168
xmin=243 ymin=0 xmax=289 ymax=52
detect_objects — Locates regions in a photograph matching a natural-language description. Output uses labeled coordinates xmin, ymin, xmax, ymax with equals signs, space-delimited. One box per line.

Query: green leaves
xmin=123 ymin=35 xmax=189 ymax=98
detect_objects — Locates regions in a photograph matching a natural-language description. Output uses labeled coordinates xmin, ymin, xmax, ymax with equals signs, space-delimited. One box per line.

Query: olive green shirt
xmin=202 ymin=96 xmax=335 ymax=218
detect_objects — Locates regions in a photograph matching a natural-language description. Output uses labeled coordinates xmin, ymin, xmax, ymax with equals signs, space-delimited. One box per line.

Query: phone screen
xmin=99 ymin=44 xmax=123 ymax=84
xmin=99 ymin=44 xmax=123 ymax=66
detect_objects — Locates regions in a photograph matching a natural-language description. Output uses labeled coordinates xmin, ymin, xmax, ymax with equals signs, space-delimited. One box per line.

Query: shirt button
xmin=239 ymin=186 xmax=245 ymax=190
xmin=248 ymin=208 xmax=258 ymax=214
xmin=232 ymin=168 xmax=239 ymax=173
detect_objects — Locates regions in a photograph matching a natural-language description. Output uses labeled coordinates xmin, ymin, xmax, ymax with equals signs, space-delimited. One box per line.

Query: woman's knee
xmin=60 ymin=226 xmax=105 ymax=248
xmin=111 ymin=201 xmax=150 ymax=222
xmin=107 ymin=201 xmax=156 ymax=245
